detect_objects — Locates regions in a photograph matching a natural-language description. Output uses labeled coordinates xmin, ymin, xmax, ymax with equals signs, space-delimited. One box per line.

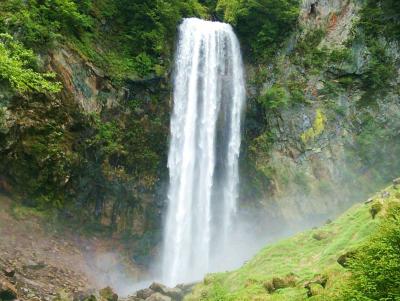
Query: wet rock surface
xmin=127 ymin=282 xmax=191 ymax=301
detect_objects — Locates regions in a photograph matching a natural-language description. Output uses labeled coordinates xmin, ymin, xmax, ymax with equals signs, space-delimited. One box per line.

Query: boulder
xmin=3 ymin=267 xmax=15 ymax=278
xmin=305 ymin=282 xmax=324 ymax=297
xmin=149 ymin=283 xmax=182 ymax=300
xmin=175 ymin=283 xmax=196 ymax=296
xmin=136 ymin=288 xmax=154 ymax=300
xmin=145 ymin=293 xmax=171 ymax=301
xmin=393 ymin=177 xmax=400 ymax=187
xmin=370 ymin=202 xmax=382 ymax=219
xmin=337 ymin=251 xmax=356 ymax=268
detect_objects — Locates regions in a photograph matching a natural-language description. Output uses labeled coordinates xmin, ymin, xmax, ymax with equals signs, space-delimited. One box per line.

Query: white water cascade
xmin=161 ymin=18 xmax=246 ymax=286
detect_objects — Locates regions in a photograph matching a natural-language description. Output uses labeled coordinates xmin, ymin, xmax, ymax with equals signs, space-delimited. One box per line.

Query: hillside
xmin=187 ymin=181 xmax=400 ymax=300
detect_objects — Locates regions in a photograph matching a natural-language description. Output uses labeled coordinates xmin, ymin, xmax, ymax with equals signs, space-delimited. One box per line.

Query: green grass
xmin=187 ymin=184 xmax=400 ymax=301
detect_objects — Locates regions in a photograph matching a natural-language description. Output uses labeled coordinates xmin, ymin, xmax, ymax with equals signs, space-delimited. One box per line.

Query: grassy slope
xmin=187 ymin=184 xmax=400 ymax=300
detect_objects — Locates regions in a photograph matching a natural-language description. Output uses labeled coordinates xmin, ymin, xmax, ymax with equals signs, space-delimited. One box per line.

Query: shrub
xmin=341 ymin=204 xmax=400 ymax=300
xmin=259 ymin=85 xmax=289 ymax=110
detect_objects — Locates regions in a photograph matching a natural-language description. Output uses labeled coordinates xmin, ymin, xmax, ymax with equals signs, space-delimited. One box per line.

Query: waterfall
xmin=162 ymin=18 xmax=246 ymax=286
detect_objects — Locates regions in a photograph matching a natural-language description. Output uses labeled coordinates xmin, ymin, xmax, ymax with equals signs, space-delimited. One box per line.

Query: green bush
xmin=0 ymin=0 xmax=91 ymax=47
xmin=358 ymin=0 xmax=400 ymax=41
xmin=0 ymin=34 xmax=61 ymax=93
xmin=259 ymin=85 xmax=289 ymax=109
xmin=341 ymin=203 xmax=400 ymax=300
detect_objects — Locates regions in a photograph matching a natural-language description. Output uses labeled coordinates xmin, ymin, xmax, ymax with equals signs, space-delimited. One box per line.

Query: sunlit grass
xmin=187 ymin=184 xmax=400 ymax=301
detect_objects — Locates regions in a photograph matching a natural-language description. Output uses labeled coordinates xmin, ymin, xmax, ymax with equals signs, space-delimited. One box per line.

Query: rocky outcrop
xmin=241 ymin=0 xmax=400 ymax=233
xmin=48 ymin=48 xmax=119 ymax=113
xmin=129 ymin=282 xmax=188 ymax=301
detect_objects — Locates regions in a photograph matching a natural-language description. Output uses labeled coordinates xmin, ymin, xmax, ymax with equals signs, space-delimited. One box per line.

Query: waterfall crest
xmin=162 ymin=18 xmax=246 ymax=286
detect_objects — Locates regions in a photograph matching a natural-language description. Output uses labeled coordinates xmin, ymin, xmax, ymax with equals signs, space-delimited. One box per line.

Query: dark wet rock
xmin=136 ymin=288 xmax=154 ymax=300
xmin=145 ymin=293 xmax=171 ymax=301
xmin=175 ymin=283 xmax=196 ymax=296
xmin=100 ymin=287 xmax=118 ymax=301
xmin=3 ymin=267 xmax=15 ymax=278
xmin=305 ymin=282 xmax=324 ymax=297
xmin=370 ymin=202 xmax=382 ymax=219
xmin=149 ymin=283 xmax=182 ymax=300
xmin=393 ymin=177 xmax=400 ymax=187
xmin=304 ymin=274 xmax=328 ymax=293
xmin=337 ymin=251 xmax=356 ymax=268
xmin=304 ymin=274 xmax=328 ymax=297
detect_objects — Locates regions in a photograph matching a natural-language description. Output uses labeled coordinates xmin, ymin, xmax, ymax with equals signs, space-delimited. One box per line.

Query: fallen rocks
xmin=145 ymin=293 xmax=171 ymax=301
xmin=149 ymin=283 xmax=182 ymax=300
xmin=132 ymin=282 xmax=188 ymax=301
xmin=136 ymin=288 xmax=155 ymax=299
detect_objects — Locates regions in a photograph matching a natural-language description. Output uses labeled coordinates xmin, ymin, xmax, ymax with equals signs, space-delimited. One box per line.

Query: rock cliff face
xmin=0 ymin=42 xmax=171 ymax=262
xmin=240 ymin=0 xmax=400 ymax=232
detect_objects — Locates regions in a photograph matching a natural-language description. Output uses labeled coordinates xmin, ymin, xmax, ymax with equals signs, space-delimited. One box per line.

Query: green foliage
xmin=188 ymin=191 xmax=393 ymax=300
xmin=358 ymin=0 xmax=400 ymax=42
xmin=0 ymin=34 xmax=61 ymax=93
xmin=349 ymin=0 xmax=398 ymax=105
xmin=259 ymin=84 xmax=289 ymax=109
xmin=291 ymin=29 xmax=329 ymax=72
xmin=359 ymin=42 xmax=396 ymax=105
xmin=217 ymin=0 xmax=300 ymax=62
xmin=0 ymin=0 xmax=91 ymax=47
xmin=73 ymin=0 xmax=206 ymax=81
xmin=342 ymin=203 xmax=400 ymax=301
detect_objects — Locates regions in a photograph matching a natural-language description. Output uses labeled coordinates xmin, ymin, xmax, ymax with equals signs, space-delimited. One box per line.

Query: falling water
xmin=162 ymin=18 xmax=246 ymax=286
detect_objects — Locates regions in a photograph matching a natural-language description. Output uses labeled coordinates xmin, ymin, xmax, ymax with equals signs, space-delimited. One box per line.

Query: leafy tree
xmin=0 ymin=34 xmax=61 ymax=93
xmin=0 ymin=0 xmax=91 ymax=47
